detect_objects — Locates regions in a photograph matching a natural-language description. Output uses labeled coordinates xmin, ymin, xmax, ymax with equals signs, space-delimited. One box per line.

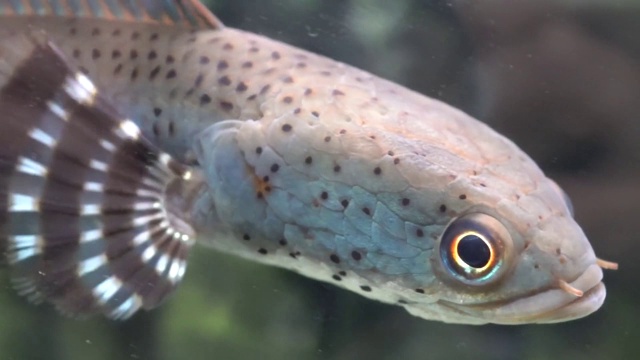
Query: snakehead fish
xmin=0 ymin=0 xmax=617 ymax=324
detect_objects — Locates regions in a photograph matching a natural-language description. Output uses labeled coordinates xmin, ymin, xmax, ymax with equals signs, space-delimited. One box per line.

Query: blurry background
xmin=1 ymin=0 xmax=638 ymax=359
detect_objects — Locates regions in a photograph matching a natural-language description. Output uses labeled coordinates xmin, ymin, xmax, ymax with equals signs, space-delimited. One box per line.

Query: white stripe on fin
xmin=46 ymin=100 xmax=70 ymax=121
xmin=78 ymin=254 xmax=108 ymax=276
xmin=9 ymin=193 xmax=39 ymax=212
xmin=92 ymin=276 xmax=123 ymax=304
xmin=64 ymin=73 xmax=97 ymax=104
xmin=110 ymin=295 xmax=143 ymax=320
xmin=16 ymin=157 xmax=47 ymax=176
xmin=29 ymin=127 xmax=57 ymax=147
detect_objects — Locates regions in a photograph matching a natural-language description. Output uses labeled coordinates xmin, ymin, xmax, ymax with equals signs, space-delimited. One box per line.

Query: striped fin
xmin=0 ymin=32 xmax=204 ymax=319
xmin=0 ymin=0 xmax=222 ymax=29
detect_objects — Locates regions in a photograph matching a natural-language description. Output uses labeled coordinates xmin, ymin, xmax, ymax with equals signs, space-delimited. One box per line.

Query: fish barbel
xmin=0 ymin=0 xmax=616 ymax=324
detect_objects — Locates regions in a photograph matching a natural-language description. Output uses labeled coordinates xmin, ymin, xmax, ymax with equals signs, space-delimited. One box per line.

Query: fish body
xmin=0 ymin=1 xmax=615 ymax=324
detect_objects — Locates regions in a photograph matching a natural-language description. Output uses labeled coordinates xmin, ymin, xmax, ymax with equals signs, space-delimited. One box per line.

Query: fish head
xmin=408 ymin=173 xmax=608 ymax=324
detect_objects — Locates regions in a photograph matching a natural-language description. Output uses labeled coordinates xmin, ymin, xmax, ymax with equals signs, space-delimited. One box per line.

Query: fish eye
xmin=439 ymin=213 xmax=513 ymax=285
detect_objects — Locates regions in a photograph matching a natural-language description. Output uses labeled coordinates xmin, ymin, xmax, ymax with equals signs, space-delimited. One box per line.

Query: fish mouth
xmin=439 ymin=264 xmax=605 ymax=324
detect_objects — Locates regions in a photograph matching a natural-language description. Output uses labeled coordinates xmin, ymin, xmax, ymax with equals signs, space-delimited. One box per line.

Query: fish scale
xmin=0 ymin=0 xmax=616 ymax=325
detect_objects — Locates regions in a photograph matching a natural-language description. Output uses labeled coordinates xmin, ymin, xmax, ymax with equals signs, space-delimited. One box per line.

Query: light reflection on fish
xmin=0 ymin=0 xmax=617 ymax=324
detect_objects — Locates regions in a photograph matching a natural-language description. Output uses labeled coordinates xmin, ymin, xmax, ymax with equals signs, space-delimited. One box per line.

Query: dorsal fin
xmin=0 ymin=0 xmax=223 ymax=30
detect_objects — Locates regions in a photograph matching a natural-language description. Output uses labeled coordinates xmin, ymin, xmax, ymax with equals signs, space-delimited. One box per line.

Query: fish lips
xmin=437 ymin=263 xmax=605 ymax=324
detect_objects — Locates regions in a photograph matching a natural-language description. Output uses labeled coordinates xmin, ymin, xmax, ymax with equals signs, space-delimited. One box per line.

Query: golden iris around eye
xmin=439 ymin=213 xmax=512 ymax=285
xmin=449 ymin=231 xmax=495 ymax=274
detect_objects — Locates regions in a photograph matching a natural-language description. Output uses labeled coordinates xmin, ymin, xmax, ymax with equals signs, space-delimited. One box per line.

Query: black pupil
xmin=457 ymin=234 xmax=491 ymax=268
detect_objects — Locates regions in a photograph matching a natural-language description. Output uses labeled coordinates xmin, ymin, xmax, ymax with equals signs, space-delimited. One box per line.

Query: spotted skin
xmin=0 ymin=1 xmax=611 ymax=324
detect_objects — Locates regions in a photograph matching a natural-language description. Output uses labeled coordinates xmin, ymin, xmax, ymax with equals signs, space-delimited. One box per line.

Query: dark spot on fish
xmin=152 ymin=123 xmax=160 ymax=137
xmin=333 ymin=165 xmax=341 ymax=173
xmin=200 ymin=56 xmax=210 ymax=65
xmin=166 ymin=55 xmax=175 ymax=64
xmin=415 ymin=288 xmax=425 ymax=294
xmin=333 ymin=89 xmax=345 ymax=96
xmin=297 ymin=62 xmax=307 ymax=68
xmin=312 ymin=111 xmax=320 ymax=117
xmin=249 ymin=47 xmax=259 ymax=53
xmin=130 ymin=50 xmax=138 ymax=59
xmin=220 ymin=101 xmax=234 ymax=112
xmin=114 ymin=64 xmax=123 ymax=75
xmin=149 ymin=66 xmax=161 ymax=80
xmin=258 ymin=248 xmax=268 ymax=255
xmin=217 ymin=60 xmax=229 ymax=70
xmin=200 ymin=94 xmax=212 ymax=105
xmin=72 ymin=49 xmax=81 ymax=58
xmin=218 ymin=76 xmax=231 ymax=86
xmin=294 ymin=108 xmax=301 ymax=114
xmin=131 ymin=31 xmax=140 ymax=40
xmin=332 ymin=275 xmax=342 ymax=281
xmin=166 ymin=70 xmax=177 ymax=79
xmin=92 ymin=49 xmax=101 ymax=59
xmin=194 ymin=74 xmax=204 ymax=87
xmin=339 ymin=271 xmax=347 ymax=276
xmin=279 ymin=239 xmax=287 ymax=246
xmin=556 ymin=248 xmax=562 ymax=255
xmin=130 ymin=67 xmax=138 ymax=80
xmin=362 ymin=207 xmax=371 ymax=216
xmin=236 ymin=82 xmax=248 ymax=93
xmin=255 ymin=147 xmax=263 ymax=155
xmin=260 ymin=85 xmax=271 ymax=95
xmin=289 ymin=251 xmax=301 ymax=259
xmin=324 ymin=136 xmax=331 ymax=142
xmin=320 ymin=191 xmax=328 ymax=200
xmin=223 ymin=43 xmax=234 ymax=50
xmin=305 ymin=156 xmax=313 ymax=165
xmin=459 ymin=194 xmax=467 ymax=200
xmin=439 ymin=204 xmax=447 ymax=212
xmin=360 ymin=285 xmax=372 ymax=292
xmin=304 ymin=88 xmax=313 ymax=96
xmin=168 ymin=122 xmax=175 ymax=136
xmin=283 ymin=96 xmax=293 ymax=104
xmin=242 ymin=61 xmax=253 ymax=68
xmin=330 ymin=254 xmax=340 ymax=264
xmin=402 ymin=198 xmax=410 ymax=206
xmin=351 ymin=251 xmax=362 ymax=261
xmin=153 ymin=108 xmax=162 ymax=117
xmin=340 ymin=129 xmax=347 ymax=134
xmin=270 ymin=164 xmax=280 ymax=173
xmin=112 ymin=50 xmax=121 ymax=59
xmin=243 ymin=234 xmax=251 ymax=241
xmin=387 ymin=150 xmax=395 ymax=156
xmin=282 ymin=76 xmax=294 ymax=84
xmin=282 ymin=124 xmax=292 ymax=132
xmin=374 ymin=167 xmax=382 ymax=175
xmin=394 ymin=158 xmax=400 ymax=165
xmin=271 ymin=51 xmax=281 ymax=60
xmin=148 ymin=50 xmax=158 ymax=60
xmin=416 ymin=229 xmax=424 ymax=238
xmin=321 ymin=71 xmax=332 ymax=77
xmin=247 ymin=94 xmax=257 ymax=101
xmin=398 ymin=300 xmax=409 ymax=305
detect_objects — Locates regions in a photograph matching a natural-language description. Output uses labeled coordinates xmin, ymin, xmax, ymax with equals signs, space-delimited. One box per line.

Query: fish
xmin=0 ymin=0 xmax=617 ymax=324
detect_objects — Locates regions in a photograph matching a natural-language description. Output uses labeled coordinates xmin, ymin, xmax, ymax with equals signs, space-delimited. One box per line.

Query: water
xmin=1 ymin=0 xmax=638 ymax=359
